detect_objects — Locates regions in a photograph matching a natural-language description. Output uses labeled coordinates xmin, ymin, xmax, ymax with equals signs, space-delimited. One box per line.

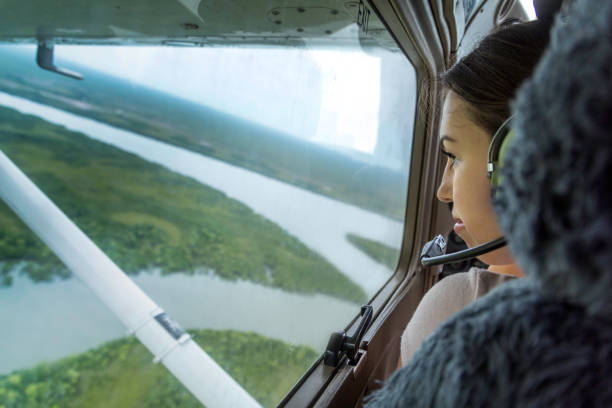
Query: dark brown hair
xmin=441 ymin=20 xmax=553 ymax=135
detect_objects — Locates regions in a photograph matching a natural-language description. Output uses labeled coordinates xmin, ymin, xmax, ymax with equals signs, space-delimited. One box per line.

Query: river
xmin=0 ymin=91 xmax=405 ymax=374
xmin=0 ymin=271 xmax=357 ymax=375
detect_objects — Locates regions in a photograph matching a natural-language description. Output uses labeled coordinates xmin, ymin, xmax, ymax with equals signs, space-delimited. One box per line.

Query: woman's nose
xmin=437 ymin=170 xmax=453 ymax=203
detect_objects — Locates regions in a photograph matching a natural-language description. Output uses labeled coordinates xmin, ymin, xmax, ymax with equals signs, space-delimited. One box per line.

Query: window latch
xmin=323 ymin=305 xmax=373 ymax=367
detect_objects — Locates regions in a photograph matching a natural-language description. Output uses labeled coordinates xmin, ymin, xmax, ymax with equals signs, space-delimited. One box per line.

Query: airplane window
xmin=519 ymin=0 xmax=538 ymax=20
xmin=463 ymin=0 xmax=537 ymax=24
xmin=463 ymin=0 xmax=485 ymax=22
xmin=0 ymin=13 xmax=416 ymax=408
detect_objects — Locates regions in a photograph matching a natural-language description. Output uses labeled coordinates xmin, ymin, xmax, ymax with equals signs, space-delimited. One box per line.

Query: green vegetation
xmin=0 ymin=106 xmax=367 ymax=303
xmin=0 ymin=329 xmax=318 ymax=408
xmin=346 ymin=233 xmax=400 ymax=271
xmin=0 ymin=46 xmax=408 ymax=220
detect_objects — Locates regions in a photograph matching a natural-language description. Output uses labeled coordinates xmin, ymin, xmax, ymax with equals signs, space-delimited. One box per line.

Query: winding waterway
xmin=0 ymin=272 xmax=357 ymax=374
xmin=0 ymin=91 xmax=405 ymax=374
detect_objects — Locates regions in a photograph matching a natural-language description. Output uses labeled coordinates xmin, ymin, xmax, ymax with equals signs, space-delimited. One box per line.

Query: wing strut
xmin=0 ymin=150 xmax=261 ymax=408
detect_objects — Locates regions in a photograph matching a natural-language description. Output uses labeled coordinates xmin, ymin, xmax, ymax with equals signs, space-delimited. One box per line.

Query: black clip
xmin=324 ymin=305 xmax=373 ymax=367
xmin=420 ymin=234 xmax=447 ymax=264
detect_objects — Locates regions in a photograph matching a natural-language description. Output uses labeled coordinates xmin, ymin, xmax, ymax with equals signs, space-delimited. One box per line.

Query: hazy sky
xmin=519 ymin=0 xmax=537 ymax=19
xmin=55 ymin=41 xmax=384 ymax=154
xmin=25 ymin=0 xmax=534 ymax=157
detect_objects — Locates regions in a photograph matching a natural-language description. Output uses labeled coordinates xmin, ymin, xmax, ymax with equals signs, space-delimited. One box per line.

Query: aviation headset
xmin=420 ymin=116 xmax=515 ymax=266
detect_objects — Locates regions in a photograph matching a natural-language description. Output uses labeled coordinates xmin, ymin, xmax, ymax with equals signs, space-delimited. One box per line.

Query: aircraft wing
xmin=0 ymin=0 xmax=393 ymax=48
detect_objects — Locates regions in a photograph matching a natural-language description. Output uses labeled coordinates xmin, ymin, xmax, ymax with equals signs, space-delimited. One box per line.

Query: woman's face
xmin=437 ymin=92 xmax=513 ymax=265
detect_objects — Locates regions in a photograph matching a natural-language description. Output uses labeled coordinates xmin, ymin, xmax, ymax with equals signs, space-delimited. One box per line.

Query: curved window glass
xmin=0 ymin=3 xmax=416 ymax=406
xmin=463 ymin=0 xmax=482 ymax=22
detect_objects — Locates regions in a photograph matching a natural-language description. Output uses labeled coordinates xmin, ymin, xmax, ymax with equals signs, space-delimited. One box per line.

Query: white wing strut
xmin=0 ymin=150 xmax=261 ymax=408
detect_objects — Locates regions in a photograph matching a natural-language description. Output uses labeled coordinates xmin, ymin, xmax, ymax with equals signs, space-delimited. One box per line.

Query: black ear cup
xmin=488 ymin=115 xmax=515 ymax=191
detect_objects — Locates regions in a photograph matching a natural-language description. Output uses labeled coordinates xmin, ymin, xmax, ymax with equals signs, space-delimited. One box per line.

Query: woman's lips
xmin=453 ymin=219 xmax=465 ymax=234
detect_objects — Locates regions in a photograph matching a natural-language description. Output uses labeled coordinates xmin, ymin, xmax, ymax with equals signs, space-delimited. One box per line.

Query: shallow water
xmin=0 ymin=91 xmax=402 ymax=295
xmin=0 ymin=91 xmax=404 ymax=374
xmin=0 ymin=272 xmax=356 ymax=374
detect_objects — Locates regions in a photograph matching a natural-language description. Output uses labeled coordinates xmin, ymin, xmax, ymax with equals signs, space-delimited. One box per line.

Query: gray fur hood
xmin=494 ymin=0 xmax=612 ymax=317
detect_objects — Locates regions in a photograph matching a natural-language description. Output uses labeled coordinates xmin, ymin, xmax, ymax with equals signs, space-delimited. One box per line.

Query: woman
xmin=399 ymin=18 xmax=553 ymax=365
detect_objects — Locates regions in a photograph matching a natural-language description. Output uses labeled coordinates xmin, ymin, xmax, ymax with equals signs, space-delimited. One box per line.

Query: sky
xmin=29 ymin=1 xmax=536 ymax=156
xmin=519 ymin=0 xmax=537 ymax=19
xmin=55 ymin=43 xmax=385 ymax=155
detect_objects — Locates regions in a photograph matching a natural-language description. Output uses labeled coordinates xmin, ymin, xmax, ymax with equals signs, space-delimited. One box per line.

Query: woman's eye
xmin=442 ymin=151 xmax=457 ymax=167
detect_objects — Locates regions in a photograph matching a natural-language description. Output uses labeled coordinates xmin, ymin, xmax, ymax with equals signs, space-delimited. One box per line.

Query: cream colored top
xmin=400 ymin=267 xmax=515 ymax=366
